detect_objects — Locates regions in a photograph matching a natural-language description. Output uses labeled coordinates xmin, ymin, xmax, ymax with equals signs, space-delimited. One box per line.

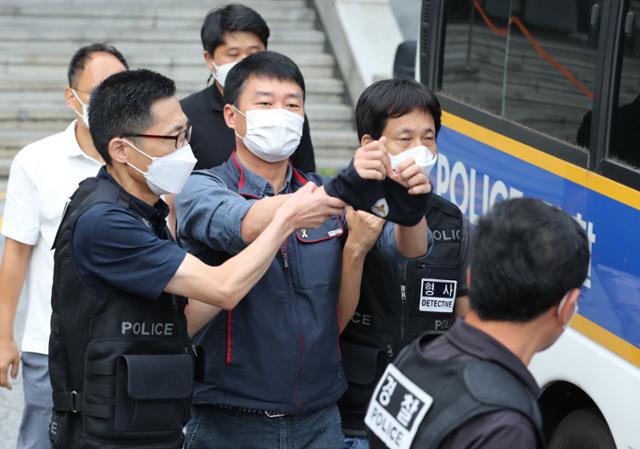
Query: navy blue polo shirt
xmin=71 ymin=167 xmax=187 ymax=300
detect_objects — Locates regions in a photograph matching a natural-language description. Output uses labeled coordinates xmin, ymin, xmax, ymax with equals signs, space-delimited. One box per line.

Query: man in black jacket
xmin=365 ymin=198 xmax=589 ymax=449
xmin=181 ymin=3 xmax=316 ymax=171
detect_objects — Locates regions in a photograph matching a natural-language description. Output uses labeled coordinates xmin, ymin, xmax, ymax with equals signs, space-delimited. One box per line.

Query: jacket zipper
xmin=280 ymin=238 xmax=303 ymax=413
xmin=400 ymin=262 xmax=408 ymax=343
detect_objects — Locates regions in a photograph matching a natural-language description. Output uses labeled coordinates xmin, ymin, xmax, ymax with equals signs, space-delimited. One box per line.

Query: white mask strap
xmin=123 ymin=139 xmax=154 ymax=161
xmin=71 ymin=89 xmax=86 ymax=106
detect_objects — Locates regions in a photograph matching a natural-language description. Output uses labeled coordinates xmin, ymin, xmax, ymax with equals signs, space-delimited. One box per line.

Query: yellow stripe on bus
xmin=571 ymin=314 xmax=640 ymax=367
xmin=443 ymin=112 xmax=640 ymax=211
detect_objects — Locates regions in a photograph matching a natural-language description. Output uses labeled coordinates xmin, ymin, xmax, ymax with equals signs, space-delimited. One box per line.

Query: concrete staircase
xmin=0 ymin=0 xmax=358 ymax=181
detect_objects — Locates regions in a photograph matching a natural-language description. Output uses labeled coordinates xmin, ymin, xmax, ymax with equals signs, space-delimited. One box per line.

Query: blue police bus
xmin=396 ymin=0 xmax=640 ymax=447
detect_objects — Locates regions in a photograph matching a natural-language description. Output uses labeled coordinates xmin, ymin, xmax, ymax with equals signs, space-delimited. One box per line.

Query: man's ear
xmin=360 ymin=134 xmax=374 ymax=147
xmin=558 ymin=288 xmax=580 ymax=325
xmin=203 ymin=51 xmax=215 ymax=72
xmin=64 ymin=86 xmax=78 ymax=112
xmin=108 ymin=138 xmax=129 ymax=165
xmin=223 ymin=104 xmax=238 ymax=129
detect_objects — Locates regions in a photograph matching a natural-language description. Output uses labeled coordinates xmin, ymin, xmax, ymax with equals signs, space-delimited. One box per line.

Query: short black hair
xmin=355 ymin=79 xmax=441 ymax=140
xmin=201 ymin=3 xmax=270 ymax=55
xmin=470 ymin=198 xmax=589 ymax=322
xmin=67 ymin=43 xmax=129 ymax=88
xmin=88 ymin=69 xmax=176 ymax=164
xmin=224 ymin=51 xmax=305 ymax=107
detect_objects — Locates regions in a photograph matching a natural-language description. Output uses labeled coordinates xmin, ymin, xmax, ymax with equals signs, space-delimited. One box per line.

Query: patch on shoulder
xmin=365 ymin=364 xmax=433 ymax=449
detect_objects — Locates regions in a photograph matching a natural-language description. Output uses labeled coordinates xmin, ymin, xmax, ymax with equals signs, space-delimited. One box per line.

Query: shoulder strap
xmin=425 ymin=360 xmax=543 ymax=449
xmin=427 ymin=194 xmax=463 ymax=219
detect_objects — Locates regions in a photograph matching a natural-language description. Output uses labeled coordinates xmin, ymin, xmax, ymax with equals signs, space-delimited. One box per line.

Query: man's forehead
xmin=221 ymin=30 xmax=264 ymax=48
xmin=76 ymin=52 xmax=126 ymax=88
xmin=241 ymin=74 xmax=303 ymax=96
xmin=387 ymin=110 xmax=435 ymax=132
xmin=147 ymin=97 xmax=187 ymax=132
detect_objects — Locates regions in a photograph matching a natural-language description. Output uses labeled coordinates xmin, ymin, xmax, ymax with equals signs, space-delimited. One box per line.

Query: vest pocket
xmin=340 ymin=341 xmax=384 ymax=412
xmin=115 ymin=353 xmax=193 ymax=431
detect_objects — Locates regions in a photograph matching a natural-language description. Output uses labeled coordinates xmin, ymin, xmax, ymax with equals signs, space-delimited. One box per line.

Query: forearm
xmin=0 ymin=239 xmax=32 ymax=341
xmin=216 ymin=212 xmax=294 ymax=303
xmin=185 ymin=300 xmax=221 ymax=336
xmin=337 ymin=244 xmax=367 ymax=332
xmin=240 ymin=195 xmax=291 ymax=243
xmin=169 ymin=211 xmax=294 ymax=308
xmin=394 ymin=217 xmax=428 ymax=259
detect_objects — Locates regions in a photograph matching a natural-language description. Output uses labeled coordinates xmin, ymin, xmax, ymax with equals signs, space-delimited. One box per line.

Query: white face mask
xmin=234 ymin=107 xmax=304 ymax=163
xmin=211 ymin=60 xmax=239 ymax=87
xmin=390 ymin=145 xmax=437 ymax=178
xmin=72 ymin=89 xmax=90 ymax=128
xmin=124 ymin=140 xmax=197 ymax=196
xmin=557 ymin=292 xmax=579 ymax=330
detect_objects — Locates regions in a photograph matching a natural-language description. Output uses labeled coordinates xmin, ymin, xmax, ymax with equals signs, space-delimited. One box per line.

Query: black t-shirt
xmin=423 ymin=320 xmax=541 ymax=449
xmin=180 ymin=84 xmax=316 ymax=172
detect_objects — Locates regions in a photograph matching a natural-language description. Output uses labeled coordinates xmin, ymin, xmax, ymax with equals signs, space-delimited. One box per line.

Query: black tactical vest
xmin=48 ymin=177 xmax=194 ymax=449
xmin=366 ymin=338 xmax=544 ymax=449
xmin=340 ymin=194 xmax=465 ymax=432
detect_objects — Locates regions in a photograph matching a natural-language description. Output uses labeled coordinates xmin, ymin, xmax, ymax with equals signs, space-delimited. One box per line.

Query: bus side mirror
xmin=393 ymin=40 xmax=417 ymax=79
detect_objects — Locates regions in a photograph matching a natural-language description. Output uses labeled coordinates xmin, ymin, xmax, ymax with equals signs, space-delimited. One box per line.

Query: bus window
xmin=608 ymin=1 xmax=640 ymax=169
xmin=441 ymin=0 xmax=599 ymax=147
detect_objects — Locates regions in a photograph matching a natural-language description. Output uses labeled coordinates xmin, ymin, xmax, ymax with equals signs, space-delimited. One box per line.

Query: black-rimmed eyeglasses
xmin=125 ymin=125 xmax=192 ymax=149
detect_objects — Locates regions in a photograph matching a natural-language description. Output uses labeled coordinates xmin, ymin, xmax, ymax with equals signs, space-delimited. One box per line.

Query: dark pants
xmin=185 ymin=404 xmax=343 ymax=449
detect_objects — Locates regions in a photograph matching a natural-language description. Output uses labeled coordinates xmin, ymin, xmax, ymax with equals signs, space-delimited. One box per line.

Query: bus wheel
xmin=548 ymin=408 xmax=615 ymax=449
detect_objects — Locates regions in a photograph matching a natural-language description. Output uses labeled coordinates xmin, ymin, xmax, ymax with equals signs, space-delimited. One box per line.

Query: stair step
xmin=0 ymin=91 xmax=347 ymax=105
xmin=0 ymin=42 xmax=327 ymax=58
xmin=0 ymin=29 xmax=326 ymax=45
xmin=0 ymin=78 xmax=346 ymax=96
xmin=0 ymin=1 xmax=313 ymax=20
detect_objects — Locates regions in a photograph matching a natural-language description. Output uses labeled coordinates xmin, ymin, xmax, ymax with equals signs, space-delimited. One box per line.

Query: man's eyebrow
xmin=169 ymin=121 xmax=190 ymax=133
xmin=284 ymin=92 xmax=303 ymax=99
xmin=253 ymin=91 xmax=274 ymax=97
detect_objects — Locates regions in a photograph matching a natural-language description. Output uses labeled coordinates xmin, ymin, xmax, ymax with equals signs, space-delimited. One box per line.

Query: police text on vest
xmin=365 ymin=365 xmax=433 ymax=449
xmin=121 ymin=321 xmax=174 ymax=336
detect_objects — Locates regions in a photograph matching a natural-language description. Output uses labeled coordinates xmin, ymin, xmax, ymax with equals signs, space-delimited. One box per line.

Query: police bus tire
xmin=548 ymin=408 xmax=615 ymax=449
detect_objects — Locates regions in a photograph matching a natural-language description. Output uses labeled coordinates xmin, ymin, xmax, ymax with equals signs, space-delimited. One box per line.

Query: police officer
xmin=365 ymin=198 xmax=589 ymax=449
xmin=337 ymin=79 xmax=470 ymax=448
xmin=47 ymin=69 xmax=342 ymax=449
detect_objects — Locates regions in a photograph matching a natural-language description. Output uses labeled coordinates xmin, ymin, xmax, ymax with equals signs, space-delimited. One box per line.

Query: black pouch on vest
xmin=340 ymin=341 xmax=384 ymax=412
xmin=325 ymin=161 xmax=429 ymax=226
xmin=115 ymin=353 xmax=193 ymax=432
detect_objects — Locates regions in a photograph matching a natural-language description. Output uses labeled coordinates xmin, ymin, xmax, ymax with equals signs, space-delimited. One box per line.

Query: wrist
xmin=0 ymin=333 xmax=15 ymax=344
xmin=344 ymin=240 xmax=369 ymax=259
xmin=272 ymin=208 xmax=296 ymax=235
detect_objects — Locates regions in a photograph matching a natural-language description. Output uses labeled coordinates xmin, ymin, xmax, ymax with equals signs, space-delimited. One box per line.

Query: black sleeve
xmin=290 ymin=114 xmax=316 ymax=173
xmin=439 ymin=411 xmax=539 ymax=449
xmin=324 ymin=161 xmax=429 ymax=227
